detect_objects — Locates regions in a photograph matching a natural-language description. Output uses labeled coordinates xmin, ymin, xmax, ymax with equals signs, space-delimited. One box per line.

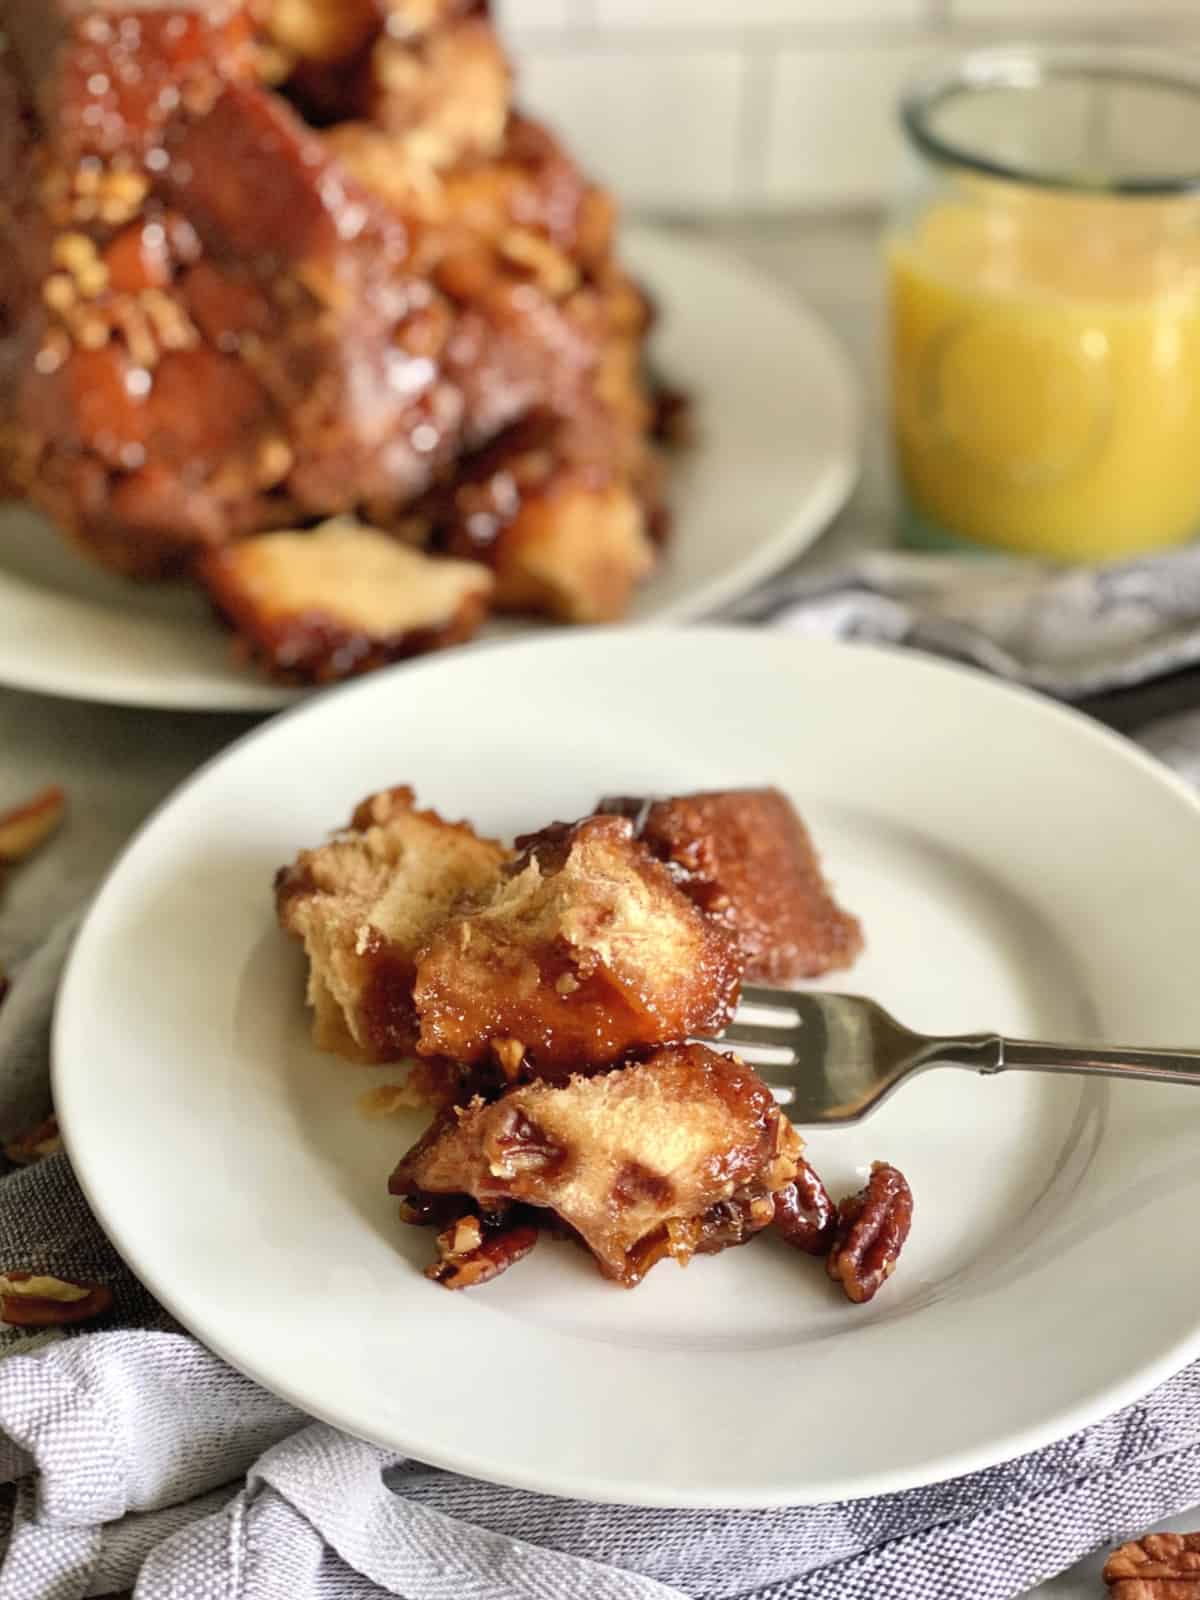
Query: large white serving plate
xmin=54 ymin=630 xmax=1200 ymax=1507
xmin=0 ymin=227 xmax=858 ymax=711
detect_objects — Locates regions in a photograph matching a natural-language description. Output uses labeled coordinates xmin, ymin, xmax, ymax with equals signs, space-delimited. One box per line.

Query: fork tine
xmin=717 ymin=1018 xmax=801 ymax=1053
xmin=706 ymin=1040 xmax=798 ymax=1075
xmin=737 ymin=983 xmax=804 ymax=1014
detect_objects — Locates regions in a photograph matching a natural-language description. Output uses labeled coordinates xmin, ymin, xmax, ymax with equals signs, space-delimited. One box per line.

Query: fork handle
xmin=941 ymin=1033 xmax=1200 ymax=1088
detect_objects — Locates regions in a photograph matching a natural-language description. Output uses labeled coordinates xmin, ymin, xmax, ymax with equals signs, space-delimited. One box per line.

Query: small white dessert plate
xmin=0 ymin=227 xmax=858 ymax=711
xmin=54 ymin=630 xmax=1200 ymax=1506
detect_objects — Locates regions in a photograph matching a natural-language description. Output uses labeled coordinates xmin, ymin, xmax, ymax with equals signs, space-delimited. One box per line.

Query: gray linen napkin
xmin=728 ymin=543 xmax=1200 ymax=700
xmin=7 ymin=547 xmax=1200 ymax=1600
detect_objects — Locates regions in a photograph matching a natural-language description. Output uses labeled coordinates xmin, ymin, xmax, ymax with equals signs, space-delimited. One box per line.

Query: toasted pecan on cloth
xmin=1105 ymin=1533 xmax=1200 ymax=1598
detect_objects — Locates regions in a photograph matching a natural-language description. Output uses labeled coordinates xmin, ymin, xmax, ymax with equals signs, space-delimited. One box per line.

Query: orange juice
xmin=889 ymin=189 xmax=1200 ymax=560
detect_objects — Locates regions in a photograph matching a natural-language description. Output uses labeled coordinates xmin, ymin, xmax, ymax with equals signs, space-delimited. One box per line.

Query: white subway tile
xmin=497 ymin=0 xmax=572 ymax=27
xmin=517 ymin=50 xmax=745 ymax=211
xmin=763 ymin=45 xmax=935 ymax=208
xmin=952 ymin=0 xmax=1196 ymax=17
xmin=593 ymin=0 xmax=922 ymax=25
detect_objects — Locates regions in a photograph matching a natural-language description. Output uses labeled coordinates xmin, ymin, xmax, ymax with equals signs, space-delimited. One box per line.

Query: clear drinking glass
xmin=889 ymin=47 xmax=1200 ymax=561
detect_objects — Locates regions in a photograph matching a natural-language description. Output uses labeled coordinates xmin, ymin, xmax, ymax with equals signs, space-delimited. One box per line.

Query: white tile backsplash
xmin=952 ymin=0 xmax=1197 ymax=18
xmin=499 ymin=0 xmax=1199 ymax=213
xmin=518 ymin=49 xmax=746 ymax=210
xmin=496 ymin=0 xmax=573 ymax=29
xmin=592 ymin=0 xmax=923 ymax=26
xmin=762 ymin=45 xmax=934 ymax=208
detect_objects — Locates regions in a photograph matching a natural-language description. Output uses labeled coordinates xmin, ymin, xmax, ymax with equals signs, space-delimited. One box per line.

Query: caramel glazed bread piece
xmin=198 ymin=515 xmax=494 ymax=683
xmin=390 ymin=1045 xmax=804 ymax=1288
xmin=277 ymin=786 xmax=854 ymax=1075
xmin=411 ymin=813 xmax=744 ymax=1080
xmin=276 ymin=786 xmax=511 ymax=1063
xmin=276 ymin=794 xmax=744 ymax=1084
xmin=599 ymin=786 xmax=863 ymax=981
xmin=0 ymin=0 xmax=666 ymax=674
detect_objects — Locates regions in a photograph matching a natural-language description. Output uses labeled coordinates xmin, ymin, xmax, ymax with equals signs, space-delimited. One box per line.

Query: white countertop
xmin=1 ymin=211 xmax=1196 ymax=1598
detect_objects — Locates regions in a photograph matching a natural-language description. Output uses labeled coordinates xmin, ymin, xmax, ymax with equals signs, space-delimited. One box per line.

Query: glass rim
xmin=902 ymin=44 xmax=1200 ymax=198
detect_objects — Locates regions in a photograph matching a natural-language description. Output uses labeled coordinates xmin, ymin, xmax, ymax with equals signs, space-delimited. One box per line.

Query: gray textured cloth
xmin=729 ymin=544 xmax=1200 ymax=699
xmin=6 ymin=546 xmax=1200 ymax=1599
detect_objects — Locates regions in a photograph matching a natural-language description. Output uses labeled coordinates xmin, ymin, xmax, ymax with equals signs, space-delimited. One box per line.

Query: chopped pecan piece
xmin=426 ymin=1214 xmax=538 ymax=1290
xmin=624 ymin=1191 xmax=780 ymax=1287
xmin=3 ymin=1114 xmax=62 ymax=1167
xmin=0 ymin=786 xmax=66 ymax=863
xmin=773 ymin=1157 xmax=836 ymax=1256
xmin=0 ymin=1271 xmax=112 ymax=1328
xmin=1105 ymin=1533 xmax=1200 ymax=1597
xmin=492 ymin=1037 xmax=526 ymax=1082
xmin=826 ymin=1162 xmax=913 ymax=1305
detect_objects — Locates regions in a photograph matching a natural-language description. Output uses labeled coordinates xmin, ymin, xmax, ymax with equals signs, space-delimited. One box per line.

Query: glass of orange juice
xmin=889 ymin=47 xmax=1200 ymax=561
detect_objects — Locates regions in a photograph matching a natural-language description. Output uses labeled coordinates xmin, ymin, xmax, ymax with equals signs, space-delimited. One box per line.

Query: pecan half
xmin=0 ymin=1272 xmax=112 ymax=1327
xmin=773 ymin=1157 xmax=836 ymax=1255
xmin=3 ymin=1114 xmax=62 ymax=1166
xmin=1105 ymin=1532 xmax=1200 ymax=1597
xmin=426 ymin=1214 xmax=538 ymax=1290
xmin=826 ymin=1162 xmax=913 ymax=1305
xmin=0 ymin=787 xmax=67 ymax=863
xmin=489 ymin=1107 xmax=565 ymax=1176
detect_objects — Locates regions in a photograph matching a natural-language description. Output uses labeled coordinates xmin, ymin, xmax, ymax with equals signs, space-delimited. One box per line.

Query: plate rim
xmin=52 ymin=627 xmax=1200 ymax=1507
xmin=0 ymin=223 xmax=860 ymax=714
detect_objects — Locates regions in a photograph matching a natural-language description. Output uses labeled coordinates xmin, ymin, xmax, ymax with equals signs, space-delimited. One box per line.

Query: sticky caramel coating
xmin=5 ymin=37 xmax=457 ymax=577
xmin=412 ymin=815 xmax=744 ymax=1078
xmin=329 ymin=112 xmax=613 ymax=275
xmin=390 ymin=1045 xmax=802 ymax=1285
xmin=0 ymin=0 xmax=673 ymax=654
xmin=421 ymin=409 xmax=656 ymax=623
xmin=197 ymin=518 xmax=494 ymax=684
xmin=599 ymin=788 xmax=863 ymax=982
xmin=276 ymin=785 xmax=510 ymax=1062
xmin=4 ymin=2 xmax=260 ymax=166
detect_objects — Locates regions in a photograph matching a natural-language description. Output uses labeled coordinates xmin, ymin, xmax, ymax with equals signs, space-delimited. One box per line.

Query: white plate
xmin=55 ymin=629 xmax=1200 ymax=1508
xmin=0 ymin=227 xmax=858 ymax=712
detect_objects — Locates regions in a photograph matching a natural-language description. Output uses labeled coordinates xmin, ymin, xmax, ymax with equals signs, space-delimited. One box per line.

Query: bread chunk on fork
xmin=411 ymin=815 xmax=743 ymax=1080
xmin=599 ymin=787 xmax=862 ymax=981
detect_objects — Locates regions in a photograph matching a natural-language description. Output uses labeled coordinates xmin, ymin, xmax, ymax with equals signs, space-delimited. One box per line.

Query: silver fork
xmin=712 ymin=985 xmax=1200 ymax=1124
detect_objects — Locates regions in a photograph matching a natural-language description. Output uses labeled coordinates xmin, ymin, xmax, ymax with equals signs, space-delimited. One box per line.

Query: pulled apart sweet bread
xmin=0 ymin=0 xmax=670 ymax=680
xmin=410 ymin=409 xmax=656 ymax=624
xmin=278 ymin=783 xmax=910 ymax=1299
xmin=599 ymin=787 xmax=863 ymax=981
xmin=412 ymin=815 xmax=744 ymax=1078
xmin=199 ymin=516 xmax=494 ymax=682
xmin=390 ymin=1045 xmax=803 ymax=1286
xmin=276 ymin=786 xmax=509 ymax=1062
